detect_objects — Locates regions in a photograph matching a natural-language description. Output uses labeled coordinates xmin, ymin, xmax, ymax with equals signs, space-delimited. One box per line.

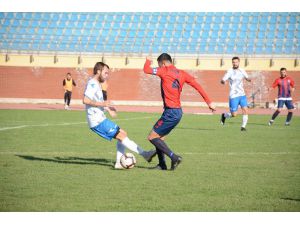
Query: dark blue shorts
xmin=278 ymin=100 xmax=294 ymax=110
xmin=153 ymin=108 xmax=183 ymax=136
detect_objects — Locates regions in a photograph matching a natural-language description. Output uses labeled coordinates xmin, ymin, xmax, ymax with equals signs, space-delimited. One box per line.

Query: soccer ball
xmin=120 ymin=153 xmax=137 ymax=169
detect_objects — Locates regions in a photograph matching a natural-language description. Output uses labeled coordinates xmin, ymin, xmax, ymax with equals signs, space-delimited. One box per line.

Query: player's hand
xmin=108 ymin=106 xmax=117 ymax=112
xmin=108 ymin=109 xmax=117 ymax=118
xmin=103 ymin=100 xmax=111 ymax=107
xmin=208 ymin=104 xmax=216 ymax=112
xmin=146 ymin=56 xmax=152 ymax=61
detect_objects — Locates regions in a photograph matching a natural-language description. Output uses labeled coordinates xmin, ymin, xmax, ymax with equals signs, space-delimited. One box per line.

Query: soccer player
xmin=143 ymin=53 xmax=216 ymax=170
xmin=63 ymin=72 xmax=76 ymax=110
xmin=268 ymin=68 xmax=295 ymax=126
xmin=83 ymin=62 xmax=156 ymax=169
xmin=220 ymin=56 xmax=251 ymax=131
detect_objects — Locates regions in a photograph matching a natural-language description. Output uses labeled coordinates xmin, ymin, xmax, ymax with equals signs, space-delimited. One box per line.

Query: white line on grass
xmin=0 ymin=116 xmax=155 ymax=132
xmin=0 ymin=151 xmax=299 ymax=156
xmin=184 ymin=152 xmax=300 ymax=155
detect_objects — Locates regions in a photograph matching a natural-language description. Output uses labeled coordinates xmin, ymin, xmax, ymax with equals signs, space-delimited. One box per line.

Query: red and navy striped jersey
xmin=143 ymin=59 xmax=212 ymax=108
xmin=272 ymin=76 xmax=295 ymax=98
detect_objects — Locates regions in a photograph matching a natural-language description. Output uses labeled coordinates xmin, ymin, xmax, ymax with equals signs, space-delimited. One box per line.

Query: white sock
xmin=225 ymin=112 xmax=232 ymax=118
xmin=121 ymin=137 xmax=144 ymax=155
xmin=242 ymin=115 xmax=248 ymax=128
xmin=116 ymin=141 xmax=125 ymax=163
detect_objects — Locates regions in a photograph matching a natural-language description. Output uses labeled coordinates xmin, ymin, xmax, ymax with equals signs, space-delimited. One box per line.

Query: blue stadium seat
xmin=286 ymin=31 xmax=295 ymax=39
xmin=269 ymin=14 xmax=277 ymax=24
xmin=211 ymin=31 xmax=219 ymax=39
xmin=3 ymin=19 xmax=11 ymax=26
xmin=277 ymin=24 xmax=286 ymax=32
xmin=259 ymin=15 xmax=268 ymax=24
xmin=51 ymin=14 xmax=60 ymax=21
xmin=289 ymin=15 xmax=297 ymax=24
xmin=212 ymin=24 xmax=221 ymax=31
xmin=241 ymin=15 xmax=250 ymax=24
xmin=232 ymin=16 xmax=240 ymax=24
xmin=220 ymin=30 xmax=228 ymax=39
xmin=33 ymin=13 xmax=42 ymax=20
xmin=222 ymin=23 xmax=230 ymax=31
xmin=39 ymin=21 xmax=47 ymax=28
xmin=222 ymin=15 xmax=231 ymax=24
xmin=247 ymin=31 xmax=256 ymax=39
xmin=229 ymin=31 xmax=237 ymax=39
xmin=0 ymin=12 xmax=5 ymax=19
xmin=255 ymin=42 xmax=265 ymax=54
xmin=195 ymin=16 xmax=204 ymax=24
xmin=238 ymin=30 xmax=247 ymax=39
xmin=235 ymin=43 xmax=245 ymax=54
xmin=257 ymin=31 xmax=265 ymax=39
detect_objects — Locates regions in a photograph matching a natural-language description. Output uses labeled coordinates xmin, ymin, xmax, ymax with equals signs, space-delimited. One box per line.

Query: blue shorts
xmin=278 ymin=100 xmax=294 ymax=109
xmin=229 ymin=95 xmax=248 ymax=113
xmin=153 ymin=108 xmax=183 ymax=136
xmin=90 ymin=119 xmax=120 ymax=141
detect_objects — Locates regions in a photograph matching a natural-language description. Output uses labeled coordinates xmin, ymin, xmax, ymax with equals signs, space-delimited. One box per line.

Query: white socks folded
xmin=116 ymin=141 xmax=125 ymax=162
xmin=225 ymin=112 xmax=232 ymax=118
xmin=224 ymin=112 xmax=248 ymax=128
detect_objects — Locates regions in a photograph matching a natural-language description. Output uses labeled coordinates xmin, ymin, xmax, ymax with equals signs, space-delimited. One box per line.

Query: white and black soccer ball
xmin=120 ymin=153 xmax=137 ymax=169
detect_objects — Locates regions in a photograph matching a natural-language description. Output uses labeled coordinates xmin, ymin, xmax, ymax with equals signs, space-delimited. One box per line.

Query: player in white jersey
xmin=220 ymin=57 xmax=251 ymax=131
xmin=83 ymin=62 xmax=156 ymax=169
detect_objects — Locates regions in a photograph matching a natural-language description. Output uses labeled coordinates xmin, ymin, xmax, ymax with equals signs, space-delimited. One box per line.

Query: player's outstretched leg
xmin=116 ymin=129 xmax=157 ymax=162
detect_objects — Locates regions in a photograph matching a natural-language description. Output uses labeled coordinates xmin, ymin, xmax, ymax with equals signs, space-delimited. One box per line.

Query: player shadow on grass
xmin=280 ymin=197 xmax=300 ymax=202
xmin=16 ymin=155 xmax=114 ymax=168
xmin=15 ymin=155 xmax=151 ymax=170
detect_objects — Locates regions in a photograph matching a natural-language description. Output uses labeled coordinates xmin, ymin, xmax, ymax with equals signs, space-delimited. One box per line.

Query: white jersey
xmin=222 ymin=68 xmax=249 ymax=99
xmin=84 ymin=78 xmax=106 ymax=128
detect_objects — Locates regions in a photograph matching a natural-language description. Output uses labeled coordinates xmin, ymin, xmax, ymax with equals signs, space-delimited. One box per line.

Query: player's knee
xmin=147 ymin=135 xmax=153 ymax=141
xmin=232 ymin=113 xmax=237 ymax=117
xmin=118 ymin=129 xmax=127 ymax=138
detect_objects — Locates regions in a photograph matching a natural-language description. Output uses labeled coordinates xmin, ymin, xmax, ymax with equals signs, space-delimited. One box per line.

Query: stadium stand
xmin=0 ymin=12 xmax=299 ymax=55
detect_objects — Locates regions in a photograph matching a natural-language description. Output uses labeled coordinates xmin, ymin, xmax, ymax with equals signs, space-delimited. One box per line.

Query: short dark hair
xmin=93 ymin=62 xmax=109 ymax=75
xmin=232 ymin=56 xmax=240 ymax=61
xmin=280 ymin=67 xmax=287 ymax=72
xmin=157 ymin=53 xmax=172 ymax=63
xmin=67 ymin=72 xmax=71 ymax=75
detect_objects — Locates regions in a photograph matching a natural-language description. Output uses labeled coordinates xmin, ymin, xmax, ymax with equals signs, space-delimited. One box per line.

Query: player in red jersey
xmin=268 ymin=68 xmax=295 ymax=126
xmin=143 ymin=53 xmax=216 ymax=170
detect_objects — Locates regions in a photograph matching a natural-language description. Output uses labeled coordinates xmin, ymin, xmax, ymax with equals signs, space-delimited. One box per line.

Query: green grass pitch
xmin=0 ymin=109 xmax=299 ymax=211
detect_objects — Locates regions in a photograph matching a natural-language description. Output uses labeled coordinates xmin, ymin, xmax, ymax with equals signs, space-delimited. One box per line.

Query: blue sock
xmin=286 ymin=112 xmax=293 ymax=123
